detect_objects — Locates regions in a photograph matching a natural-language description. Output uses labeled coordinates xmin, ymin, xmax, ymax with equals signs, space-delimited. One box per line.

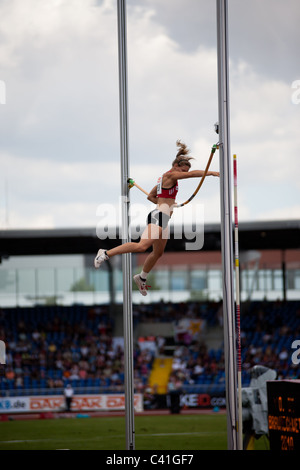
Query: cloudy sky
xmin=0 ymin=0 xmax=299 ymax=231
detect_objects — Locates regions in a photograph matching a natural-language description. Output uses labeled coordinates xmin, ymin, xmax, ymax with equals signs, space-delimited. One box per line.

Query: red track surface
xmin=1 ymin=408 xmax=226 ymax=421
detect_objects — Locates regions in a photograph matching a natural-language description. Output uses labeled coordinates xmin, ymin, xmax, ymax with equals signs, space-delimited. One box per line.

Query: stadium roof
xmin=0 ymin=219 xmax=299 ymax=259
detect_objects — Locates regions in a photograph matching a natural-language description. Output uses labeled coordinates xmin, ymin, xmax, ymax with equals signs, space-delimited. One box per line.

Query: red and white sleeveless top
xmin=156 ymin=173 xmax=178 ymax=200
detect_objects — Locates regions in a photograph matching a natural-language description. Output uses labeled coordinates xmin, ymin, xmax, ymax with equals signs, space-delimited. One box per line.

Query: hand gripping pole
xmin=127 ymin=178 xmax=149 ymax=196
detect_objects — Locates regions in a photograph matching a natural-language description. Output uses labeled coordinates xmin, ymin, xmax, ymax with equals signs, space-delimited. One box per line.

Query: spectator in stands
xmin=5 ymin=367 xmax=15 ymax=380
xmin=1 ymin=300 xmax=300 ymax=396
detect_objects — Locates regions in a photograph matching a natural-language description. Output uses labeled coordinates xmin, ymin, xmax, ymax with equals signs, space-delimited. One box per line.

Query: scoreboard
xmin=267 ymin=380 xmax=300 ymax=451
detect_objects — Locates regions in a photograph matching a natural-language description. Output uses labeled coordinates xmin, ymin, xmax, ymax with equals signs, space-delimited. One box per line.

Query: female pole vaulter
xmin=94 ymin=140 xmax=219 ymax=296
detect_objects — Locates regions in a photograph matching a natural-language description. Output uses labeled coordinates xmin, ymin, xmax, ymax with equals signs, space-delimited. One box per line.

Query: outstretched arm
xmin=171 ymin=170 xmax=220 ymax=180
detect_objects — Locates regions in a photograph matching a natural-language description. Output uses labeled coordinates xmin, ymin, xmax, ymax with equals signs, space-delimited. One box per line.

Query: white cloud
xmin=0 ymin=0 xmax=298 ymax=229
xmin=257 ymin=205 xmax=300 ymax=222
xmin=0 ymin=150 xmax=122 ymax=228
xmin=0 ymin=0 xmax=120 ymax=162
xmin=224 ymin=58 xmax=300 ymax=223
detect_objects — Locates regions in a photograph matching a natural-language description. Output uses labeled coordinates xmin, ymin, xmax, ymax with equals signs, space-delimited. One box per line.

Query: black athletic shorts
xmin=147 ymin=209 xmax=170 ymax=230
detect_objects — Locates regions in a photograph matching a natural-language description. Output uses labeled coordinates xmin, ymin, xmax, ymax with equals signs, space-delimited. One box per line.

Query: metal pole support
xmin=216 ymin=0 xmax=239 ymax=450
xmin=117 ymin=0 xmax=135 ymax=451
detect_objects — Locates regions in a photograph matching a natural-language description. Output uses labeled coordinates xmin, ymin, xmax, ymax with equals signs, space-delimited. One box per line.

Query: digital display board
xmin=267 ymin=380 xmax=300 ymax=451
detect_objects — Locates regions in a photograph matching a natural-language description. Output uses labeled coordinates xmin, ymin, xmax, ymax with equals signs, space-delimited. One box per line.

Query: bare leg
xmin=132 ymin=225 xmax=168 ymax=296
xmin=141 ymin=228 xmax=168 ymax=273
xmin=106 ymin=223 xmax=161 ymax=258
xmin=106 ymin=240 xmax=150 ymax=257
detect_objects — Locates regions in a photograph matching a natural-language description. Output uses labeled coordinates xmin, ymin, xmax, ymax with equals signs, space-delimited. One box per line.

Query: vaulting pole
xmin=216 ymin=0 xmax=239 ymax=450
xmin=117 ymin=0 xmax=135 ymax=450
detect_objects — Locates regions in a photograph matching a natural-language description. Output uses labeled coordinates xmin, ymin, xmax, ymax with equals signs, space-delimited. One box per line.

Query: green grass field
xmin=0 ymin=414 xmax=270 ymax=450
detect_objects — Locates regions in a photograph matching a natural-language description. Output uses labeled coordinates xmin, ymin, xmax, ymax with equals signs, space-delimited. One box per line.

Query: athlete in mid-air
xmin=94 ymin=140 xmax=219 ymax=296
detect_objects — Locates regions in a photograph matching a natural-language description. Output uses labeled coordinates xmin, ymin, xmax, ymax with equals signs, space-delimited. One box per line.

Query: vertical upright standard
xmin=117 ymin=0 xmax=135 ymax=451
xmin=216 ymin=0 xmax=238 ymax=450
xmin=233 ymin=154 xmax=243 ymax=450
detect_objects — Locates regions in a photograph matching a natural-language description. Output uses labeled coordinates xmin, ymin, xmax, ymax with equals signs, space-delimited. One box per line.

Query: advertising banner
xmin=0 ymin=394 xmax=143 ymax=414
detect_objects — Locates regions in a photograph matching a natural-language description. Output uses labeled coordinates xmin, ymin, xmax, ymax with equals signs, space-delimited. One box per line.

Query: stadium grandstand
xmin=0 ymin=219 xmax=300 ymax=414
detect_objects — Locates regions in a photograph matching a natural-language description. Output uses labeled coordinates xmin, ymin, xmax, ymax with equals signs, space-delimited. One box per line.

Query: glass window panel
xmin=294 ymin=270 xmax=300 ymax=290
xmin=88 ymin=268 xmax=109 ymax=292
xmin=18 ymin=269 xmax=35 ymax=296
xmin=257 ymin=269 xmax=272 ymax=291
xmin=154 ymin=270 xmax=169 ymax=291
xmin=171 ymin=270 xmax=188 ymax=290
xmin=37 ymin=268 xmax=55 ymax=297
xmin=56 ymin=268 xmax=76 ymax=292
xmin=114 ymin=269 xmax=123 ymax=292
xmin=207 ymin=270 xmax=221 ymax=291
xmin=241 ymin=269 xmax=258 ymax=292
xmin=191 ymin=270 xmax=207 ymax=290
xmin=0 ymin=269 xmax=16 ymax=293
xmin=273 ymin=269 xmax=283 ymax=291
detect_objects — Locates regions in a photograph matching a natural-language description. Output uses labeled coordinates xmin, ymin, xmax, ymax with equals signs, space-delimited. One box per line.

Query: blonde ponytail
xmin=172 ymin=140 xmax=194 ymax=167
